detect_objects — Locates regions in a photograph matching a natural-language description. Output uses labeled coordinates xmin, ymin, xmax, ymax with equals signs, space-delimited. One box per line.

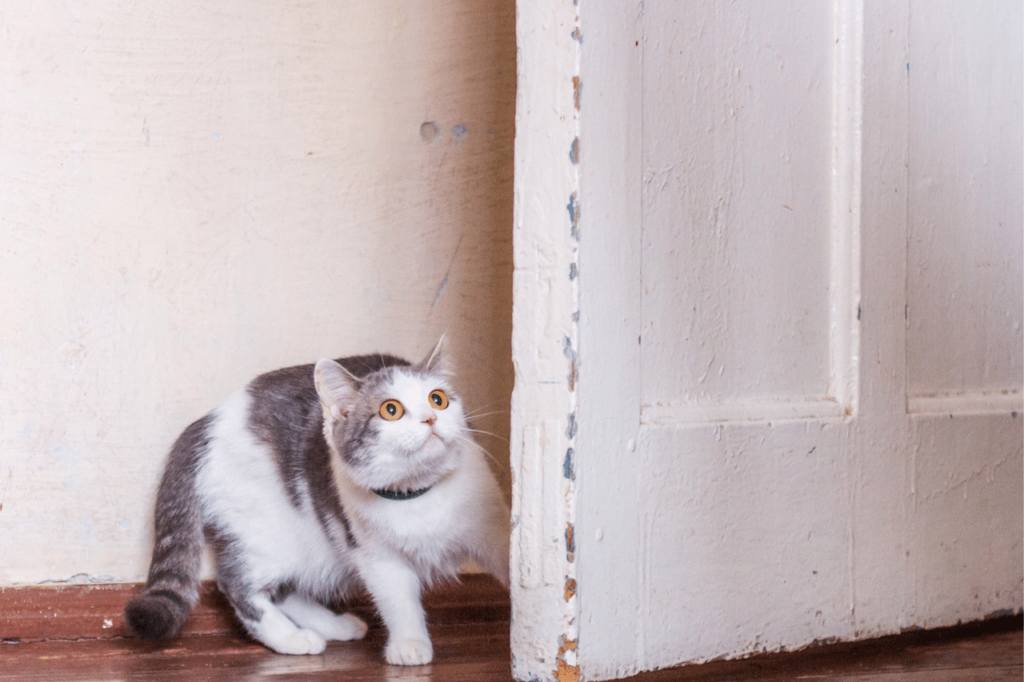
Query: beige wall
xmin=0 ymin=1 xmax=515 ymax=584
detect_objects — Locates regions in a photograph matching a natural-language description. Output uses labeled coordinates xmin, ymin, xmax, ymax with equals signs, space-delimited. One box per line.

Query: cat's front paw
xmin=384 ymin=637 xmax=433 ymax=665
xmin=271 ymin=628 xmax=327 ymax=655
xmin=324 ymin=612 xmax=368 ymax=641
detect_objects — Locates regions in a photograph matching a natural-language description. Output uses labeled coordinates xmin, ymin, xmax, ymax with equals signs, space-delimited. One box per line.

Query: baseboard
xmin=0 ymin=574 xmax=509 ymax=644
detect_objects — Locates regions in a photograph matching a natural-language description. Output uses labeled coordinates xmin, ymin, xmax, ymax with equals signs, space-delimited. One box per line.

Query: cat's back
xmin=244 ymin=353 xmax=411 ymax=439
xmin=247 ymin=353 xmax=410 ymax=396
xmin=333 ymin=353 xmax=411 ymax=378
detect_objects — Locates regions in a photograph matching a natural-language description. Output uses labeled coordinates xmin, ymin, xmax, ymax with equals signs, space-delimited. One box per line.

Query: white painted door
xmin=511 ymin=1 xmax=1022 ymax=681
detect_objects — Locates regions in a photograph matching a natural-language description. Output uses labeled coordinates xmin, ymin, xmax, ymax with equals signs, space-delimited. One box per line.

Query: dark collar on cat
xmin=372 ymin=486 xmax=431 ymax=501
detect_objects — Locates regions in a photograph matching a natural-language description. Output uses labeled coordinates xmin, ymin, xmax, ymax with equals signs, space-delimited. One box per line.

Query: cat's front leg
xmin=356 ymin=553 xmax=432 ymax=665
xmin=233 ymin=592 xmax=328 ymax=655
xmin=277 ymin=594 xmax=369 ymax=642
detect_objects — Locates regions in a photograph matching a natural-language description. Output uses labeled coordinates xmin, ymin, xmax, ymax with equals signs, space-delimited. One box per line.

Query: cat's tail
xmin=124 ymin=414 xmax=212 ymax=641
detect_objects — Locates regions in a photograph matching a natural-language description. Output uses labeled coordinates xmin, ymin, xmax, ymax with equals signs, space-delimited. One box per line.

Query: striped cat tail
xmin=124 ymin=414 xmax=211 ymax=640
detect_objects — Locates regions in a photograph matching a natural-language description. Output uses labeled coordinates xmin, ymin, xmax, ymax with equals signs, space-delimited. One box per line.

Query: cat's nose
xmin=422 ymin=416 xmax=436 ymax=426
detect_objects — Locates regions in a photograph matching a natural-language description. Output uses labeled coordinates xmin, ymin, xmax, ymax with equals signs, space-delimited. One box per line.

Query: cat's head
xmin=313 ymin=339 xmax=468 ymax=492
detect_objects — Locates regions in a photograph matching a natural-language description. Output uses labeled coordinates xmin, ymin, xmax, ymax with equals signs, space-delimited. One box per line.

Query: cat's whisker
xmin=462 ymin=428 xmax=509 ymax=443
xmin=464 ymin=402 xmax=511 ymax=417
xmin=452 ymin=434 xmax=505 ymax=469
xmin=464 ymin=411 xmax=510 ymax=423
xmin=480 ymin=449 xmax=504 ymax=470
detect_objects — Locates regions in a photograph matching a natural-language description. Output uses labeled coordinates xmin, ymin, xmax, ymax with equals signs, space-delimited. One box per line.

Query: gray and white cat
xmin=124 ymin=341 xmax=509 ymax=665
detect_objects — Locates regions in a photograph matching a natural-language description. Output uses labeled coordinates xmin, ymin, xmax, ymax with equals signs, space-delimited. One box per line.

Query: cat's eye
xmin=429 ymin=390 xmax=449 ymax=410
xmin=379 ymin=399 xmax=404 ymax=421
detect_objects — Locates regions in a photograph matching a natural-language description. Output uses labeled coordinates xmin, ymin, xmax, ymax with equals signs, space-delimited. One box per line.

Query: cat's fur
xmin=124 ymin=341 xmax=509 ymax=665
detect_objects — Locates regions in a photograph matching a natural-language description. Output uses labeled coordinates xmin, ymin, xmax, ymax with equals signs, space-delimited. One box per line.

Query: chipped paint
xmin=555 ymin=659 xmax=580 ymax=682
xmin=565 ymin=522 xmax=575 ymax=563
xmin=554 ymin=636 xmax=580 ymax=682
xmin=511 ymin=1 xmax=582 ymax=678
xmin=563 ymin=335 xmax=578 ymax=390
xmin=567 ymin=192 xmax=580 ymax=239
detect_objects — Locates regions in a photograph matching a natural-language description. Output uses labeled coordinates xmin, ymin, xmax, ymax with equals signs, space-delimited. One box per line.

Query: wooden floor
xmin=0 ymin=621 xmax=1019 ymax=681
xmin=0 ymin=575 xmax=1019 ymax=681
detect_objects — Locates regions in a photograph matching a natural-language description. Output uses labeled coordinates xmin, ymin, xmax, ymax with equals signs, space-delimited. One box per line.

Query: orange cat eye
xmin=429 ymin=390 xmax=449 ymax=410
xmin=379 ymin=399 xmax=404 ymax=421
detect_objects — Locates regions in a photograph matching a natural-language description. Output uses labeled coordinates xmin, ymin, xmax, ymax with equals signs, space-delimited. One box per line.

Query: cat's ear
xmin=416 ymin=336 xmax=449 ymax=375
xmin=314 ymin=359 xmax=359 ymax=420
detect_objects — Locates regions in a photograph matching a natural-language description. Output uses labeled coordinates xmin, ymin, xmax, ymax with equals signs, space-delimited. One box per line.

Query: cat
xmin=124 ymin=340 xmax=509 ymax=665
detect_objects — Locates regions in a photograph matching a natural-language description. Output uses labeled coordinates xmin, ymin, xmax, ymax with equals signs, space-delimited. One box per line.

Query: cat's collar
xmin=371 ymin=486 xmax=431 ymax=501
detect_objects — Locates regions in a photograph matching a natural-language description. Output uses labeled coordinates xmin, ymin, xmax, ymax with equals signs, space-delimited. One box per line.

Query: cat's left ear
xmin=416 ymin=336 xmax=449 ymax=375
xmin=314 ymin=359 xmax=359 ymax=420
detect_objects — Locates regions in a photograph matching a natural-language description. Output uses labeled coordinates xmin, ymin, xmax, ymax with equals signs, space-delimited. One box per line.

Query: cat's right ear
xmin=314 ymin=359 xmax=359 ymax=420
xmin=417 ymin=335 xmax=450 ymax=375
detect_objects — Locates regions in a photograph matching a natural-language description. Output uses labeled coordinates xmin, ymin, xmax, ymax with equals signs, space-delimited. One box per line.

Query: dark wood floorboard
xmin=0 ymin=624 xmax=1019 ymax=682
xmin=616 ymin=628 xmax=1022 ymax=682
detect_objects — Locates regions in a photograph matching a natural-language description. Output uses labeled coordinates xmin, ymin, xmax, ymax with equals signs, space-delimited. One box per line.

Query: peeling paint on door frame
xmin=509 ymin=1 xmax=583 ymax=679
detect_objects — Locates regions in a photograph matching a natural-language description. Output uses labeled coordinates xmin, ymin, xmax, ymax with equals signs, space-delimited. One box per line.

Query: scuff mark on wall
xmin=37 ymin=573 xmax=127 ymax=585
xmin=451 ymin=124 xmax=469 ymax=151
xmin=419 ymin=121 xmax=441 ymax=145
xmin=431 ymin=234 xmax=464 ymax=311
xmin=433 ymin=274 xmax=450 ymax=307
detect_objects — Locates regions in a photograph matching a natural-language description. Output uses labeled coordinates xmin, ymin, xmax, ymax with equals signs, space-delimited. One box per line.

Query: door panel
xmin=638 ymin=422 xmax=852 ymax=664
xmin=906 ymin=0 xmax=1023 ymax=403
xmin=642 ymin=2 xmax=835 ymax=411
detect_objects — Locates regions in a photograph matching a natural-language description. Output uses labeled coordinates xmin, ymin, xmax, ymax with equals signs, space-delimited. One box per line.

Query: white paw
xmin=384 ymin=637 xmax=433 ymax=666
xmin=270 ymin=628 xmax=327 ymax=655
xmin=324 ymin=612 xmax=369 ymax=641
